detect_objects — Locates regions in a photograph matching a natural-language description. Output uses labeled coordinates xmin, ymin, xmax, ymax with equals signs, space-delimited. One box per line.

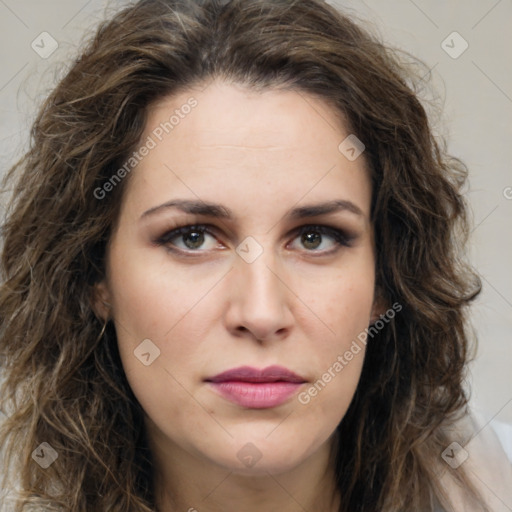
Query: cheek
xmin=304 ymin=265 xmax=375 ymax=349
xmin=297 ymin=298 xmax=368 ymax=435
xmin=297 ymin=269 xmax=373 ymax=411
xmin=107 ymin=241 xmax=216 ymax=341
xmin=108 ymin=269 xmax=206 ymax=430
xmin=105 ymin=243 xmax=221 ymax=406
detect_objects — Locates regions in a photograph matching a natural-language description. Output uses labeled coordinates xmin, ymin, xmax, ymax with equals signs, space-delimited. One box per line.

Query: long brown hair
xmin=0 ymin=0 xmax=486 ymax=510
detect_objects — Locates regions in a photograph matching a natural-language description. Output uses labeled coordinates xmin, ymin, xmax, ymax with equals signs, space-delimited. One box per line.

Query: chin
xmin=198 ymin=431 xmax=320 ymax=476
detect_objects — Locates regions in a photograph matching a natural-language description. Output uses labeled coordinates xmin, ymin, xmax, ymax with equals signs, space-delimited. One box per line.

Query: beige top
xmin=435 ymin=408 xmax=512 ymax=511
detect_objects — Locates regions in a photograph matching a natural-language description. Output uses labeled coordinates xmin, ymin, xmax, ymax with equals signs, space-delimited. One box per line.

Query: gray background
xmin=0 ymin=0 xmax=511 ymax=424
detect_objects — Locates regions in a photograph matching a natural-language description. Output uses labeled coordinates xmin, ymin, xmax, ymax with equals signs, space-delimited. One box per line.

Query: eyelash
xmin=155 ymin=223 xmax=355 ymax=256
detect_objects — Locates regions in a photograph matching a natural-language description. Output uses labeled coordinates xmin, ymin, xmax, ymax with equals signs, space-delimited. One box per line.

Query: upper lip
xmin=205 ymin=365 xmax=307 ymax=383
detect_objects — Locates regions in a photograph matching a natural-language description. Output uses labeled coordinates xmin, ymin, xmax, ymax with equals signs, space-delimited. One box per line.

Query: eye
xmin=289 ymin=225 xmax=352 ymax=254
xmin=156 ymin=224 xmax=222 ymax=252
xmin=155 ymin=223 xmax=354 ymax=255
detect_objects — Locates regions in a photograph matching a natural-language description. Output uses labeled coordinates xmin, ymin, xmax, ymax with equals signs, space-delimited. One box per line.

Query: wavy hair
xmin=0 ymin=0 xmax=485 ymax=510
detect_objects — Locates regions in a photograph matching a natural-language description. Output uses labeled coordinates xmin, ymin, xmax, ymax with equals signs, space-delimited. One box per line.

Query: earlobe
xmin=91 ymin=280 xmax=112 ymax=321
xmin=369 ymin=293 xmax=388 ymax=325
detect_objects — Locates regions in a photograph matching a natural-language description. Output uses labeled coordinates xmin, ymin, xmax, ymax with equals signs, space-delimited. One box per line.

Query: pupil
xmin=302 ymin=231 xmax=321 ymax=249
xmin=184 ymin=231 xmax=204 ymax=249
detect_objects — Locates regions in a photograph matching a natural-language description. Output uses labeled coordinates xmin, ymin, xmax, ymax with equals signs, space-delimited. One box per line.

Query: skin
xmin=94 ymin=79 xmax=385 ymax=512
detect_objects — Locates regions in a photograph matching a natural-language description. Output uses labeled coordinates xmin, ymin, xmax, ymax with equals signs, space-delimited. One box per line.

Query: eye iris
xmin=302 ymin=231 xmax=321 ymax=249
xmin=183 ymin=230 xmax=204 ymax=249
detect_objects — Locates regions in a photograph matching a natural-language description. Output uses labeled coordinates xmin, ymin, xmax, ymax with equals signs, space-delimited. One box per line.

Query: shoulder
xmin=489 ymin=416 xmax=512 ymax=464
xmin=436 ymin=406 xmax=512 ymax=511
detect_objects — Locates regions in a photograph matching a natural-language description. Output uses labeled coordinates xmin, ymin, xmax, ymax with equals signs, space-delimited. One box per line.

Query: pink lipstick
xmin=205 ymin=365 xmax=307 ymax=409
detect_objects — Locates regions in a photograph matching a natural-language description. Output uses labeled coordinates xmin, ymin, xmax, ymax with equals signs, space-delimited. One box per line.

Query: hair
xmin=0 ymin=0 xmax=486 ymax=510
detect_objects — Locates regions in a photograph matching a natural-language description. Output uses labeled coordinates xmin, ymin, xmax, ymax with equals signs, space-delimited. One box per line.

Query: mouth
xmin=204 ymin=365 xmax=307 ymax=409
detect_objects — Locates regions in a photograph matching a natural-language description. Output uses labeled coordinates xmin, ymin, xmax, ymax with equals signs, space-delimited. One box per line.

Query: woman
xmin=1 ymin=0 xmax=511 ymax=510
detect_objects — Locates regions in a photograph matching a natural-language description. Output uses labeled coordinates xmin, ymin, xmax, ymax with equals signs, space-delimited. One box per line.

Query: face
xmin=95 ymin=79 xmax=383 ymax=476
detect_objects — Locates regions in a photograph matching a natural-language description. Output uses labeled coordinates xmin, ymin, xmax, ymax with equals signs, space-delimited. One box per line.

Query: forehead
xmin=145 ymin=80 xmax=348 ymax=154
xmin=120 ymin=80 xmax=371 ymax=221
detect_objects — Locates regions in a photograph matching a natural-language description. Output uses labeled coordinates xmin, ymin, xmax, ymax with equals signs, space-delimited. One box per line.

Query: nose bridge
xmin=237 ymin=241 xmax=283 ymax=307
xmin=229 ymin=237 xmax=292 ymax=339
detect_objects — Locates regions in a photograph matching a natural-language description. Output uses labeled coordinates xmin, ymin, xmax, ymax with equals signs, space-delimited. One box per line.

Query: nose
xmin=224 ymin=246 xmax=294 ymax=343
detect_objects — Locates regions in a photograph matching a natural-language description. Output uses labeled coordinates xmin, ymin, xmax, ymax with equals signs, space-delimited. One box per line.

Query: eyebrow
xmin=140 ymin=199 xmax=365 ymax=221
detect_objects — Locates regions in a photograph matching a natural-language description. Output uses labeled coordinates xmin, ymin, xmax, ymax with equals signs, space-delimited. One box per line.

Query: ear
xmin=90 ymin=279 xmax=112 ymax=321
xmin=369 ymin=292 xmax=388 ymax=325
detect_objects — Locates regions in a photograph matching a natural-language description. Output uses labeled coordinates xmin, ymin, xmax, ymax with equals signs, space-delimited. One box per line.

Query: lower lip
xmin=207 ymin=381 xmax=304 ymax=409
